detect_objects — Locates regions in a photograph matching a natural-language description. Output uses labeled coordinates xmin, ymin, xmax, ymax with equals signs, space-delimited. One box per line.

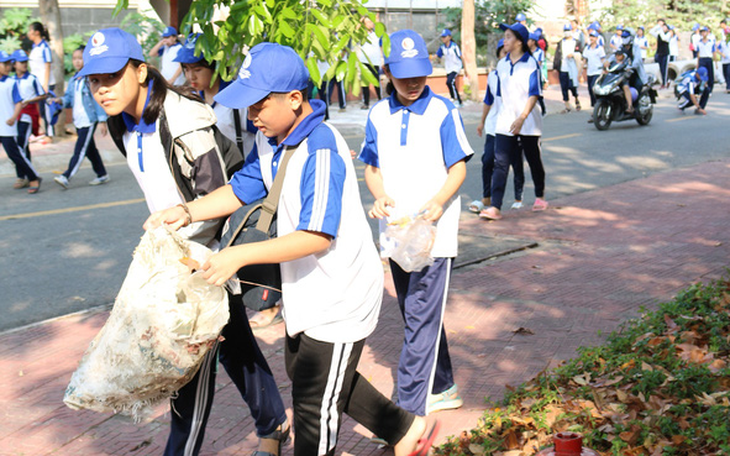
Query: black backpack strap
xmin=232 ymin=108 xmax=244 ymax=154
xmin=256 ymin=145 xmax=296 ymax=233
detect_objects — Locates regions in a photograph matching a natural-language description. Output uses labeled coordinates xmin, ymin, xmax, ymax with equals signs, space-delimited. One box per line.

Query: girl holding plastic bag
xmin=76 ymin=28 xmax=289 ymax=456
xmin=358 ymin=30 xmax=473 ymax=418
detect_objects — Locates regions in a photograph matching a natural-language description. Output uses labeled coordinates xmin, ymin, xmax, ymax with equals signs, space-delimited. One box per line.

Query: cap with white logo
xmin=77 ymin=28 xmax=145 ymax=77
xmin=384 ymin=29 xmax=432 ymax=79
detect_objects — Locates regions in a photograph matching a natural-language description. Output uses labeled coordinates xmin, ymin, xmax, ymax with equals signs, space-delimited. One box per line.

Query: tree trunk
xmin=39 ymin=0 xmax=65 ymax=97
xmin=460 ymin=0 xmax=479 ymax=101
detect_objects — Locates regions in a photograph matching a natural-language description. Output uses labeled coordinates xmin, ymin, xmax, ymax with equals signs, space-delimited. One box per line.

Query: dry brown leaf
xmin=616 ymin=389 xmax=629 ymax=402
xmin=621 ymin=359 xmax=636 ymax=370
xmin=619 ymin=425 xmax=642 ymax=445
xmin=671 ymin=435 xmax=685 ymax=444
xmin=503 ymin=429 xmax=521 ymax=450
xmin=468 ymin=443 xmax=486 ymax=456
xmin=708 ymin=358 xmax=727 ymax=373
xmin=664 ymin=314 xmax=678 ymax=330
xmin=641 ymin=361 xmax=654 ymax=371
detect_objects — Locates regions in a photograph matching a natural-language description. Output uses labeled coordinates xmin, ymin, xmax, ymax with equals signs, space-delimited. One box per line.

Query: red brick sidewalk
xmin=1 ymin=159 xmax=728 ymax=456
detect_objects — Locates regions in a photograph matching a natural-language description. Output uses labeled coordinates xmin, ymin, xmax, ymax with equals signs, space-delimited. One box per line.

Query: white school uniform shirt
xmin=635 ymin=36 xmax=649 ymax=60
xmin=158 ymin=43 xmax=186 ymax=86
xmin=437 ymin=41 xmax=463 ymax=74
xmin=357 ymin=30 xmax=382 ymax=66
xmin=609 ymin=34 xmax=623 ymax=50
xmin=532 ymin=47 xmax=545 ymax=65
xmin=0 ymin=76 xmax=22 ymax=136
xmin=29 ymin=39 xmax=55 ymax=87
xmin=71 ymin=77 xmax=92 ymax=129
xmin=204 ymin=80 xmax=256 ymax=157
xmin=669 ymin=35 xmax=679 ymax=57
xmin=495 ymin=52 xmax=542 ymax=137
xmin=483 ymin=70 xmax=501 ymax=136
xmin=359 ymin=86 xmax=474 ymax=259
xmin=697 ymin=38 xmax=716 ymax=58
xmin=15 ymin=72 xmax=44 ymax=123
xmin=560 ymin=38 xmax=579 ymax=73
xmin=718 ymin=40 xmax=730 ymax=64
xmin=582 ymin=44 xmax=606 ymax=76
xmin=230 ymin=100 xmax=383 ymax=344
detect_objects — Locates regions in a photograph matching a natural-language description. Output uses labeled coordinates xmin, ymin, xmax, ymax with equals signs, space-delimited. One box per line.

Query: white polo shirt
xmin=483 ymin=70 xmax=501 ymax=136
xmin=15 ymin=72 xmax=44 ymax=123
xmin=359 ymin=86 xmax=474 ymax=259
xmin=158 ymin=43 xmax=186 ymax=86
xmin=230 ymin=100 xmax=383 ymax=344
xmin=582 ymin=44 xmax=606 ymax=76
xmin=494 ymin=52 xmax=542 ymax=137
xmin=669 ymin=35 xmax=679 ymax=57
xmin=635 ymin=36 xmax=649 ymax=60
xmin=206 ymin=80 xmax=256 ymax=157
xmin=719 ymin=40 xmax=730 ymax=64
xmin=0 ymin=76 xmax=22 ymax=137
xmin=697 ymin=38 xmax=716 ymax=58
xmin=437 ymin=41 xmax=463 ymax=74
xmin=609 ymin=34 xmax=623 ymax=50
xmin=357 ymin=31 xmax=382 ymax=66
xmin=72 ymin=77 xmax=92 ymax=129
xmin=29 ymin=39 xmax=55 ymax=87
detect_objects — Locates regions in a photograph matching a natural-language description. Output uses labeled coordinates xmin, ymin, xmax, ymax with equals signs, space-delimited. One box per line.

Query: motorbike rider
xmin=603 ymin=27 xmax=646 ymax=113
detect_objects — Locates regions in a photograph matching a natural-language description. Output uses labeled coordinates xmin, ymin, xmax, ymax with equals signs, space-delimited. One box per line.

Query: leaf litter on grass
xmin=436 ymin=277 xmax=730 ymax=456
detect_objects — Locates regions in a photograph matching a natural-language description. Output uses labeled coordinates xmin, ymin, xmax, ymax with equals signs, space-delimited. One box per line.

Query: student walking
xmin=472 ymin=39 xmax=524 ymax=214
xmin=696 ymin=26 xmax=717 ymax=109
xmin=358 ymin=16 xmax=383 ymax=109
xmin=360 ymin=29 xmax=473 ymax=418
xmin=718 ymin=35 xmax=730 ymax=92
xmin=583 ymin=30 xmax=607 ymax=110
xmin=149 ymin=26 xmax=185 ymax=86
xmin=27 ymin=21 xmax=55 ymax=139
xmin=144 ymin=41 xmax=436 ymax=456
xmin=79 ymin=28 xmax=289 ymax=456
xmin=436 ymin=29 xmax=463 ymax=106
xmin=53 ymin=46 xmax=109 ymax=189
xmin=555 ymin=23 xmax=581 ymax=112
xmin=12 ymin=49 xmax=46 ymax=189
xmin=649 ymin=19 xmax=671 ymax=88
xmin=480 ymin=22 xmax=548 ymax=221
xmin=1 ymin=50 xmax=41 ymax=193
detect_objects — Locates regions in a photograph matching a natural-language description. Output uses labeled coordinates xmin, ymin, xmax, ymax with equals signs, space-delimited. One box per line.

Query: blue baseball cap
xmin=563 ymin=23 xmax=572 ymax=31
xmin=385 ymin=29 xmax=432 ymax=79
xmin=214 ymin=42 xmax=309 ymax=109
xmin=497 ymin=38 xmax=504 ymax=49
xmin=174 ymin=34 xmax=204 ymax=64
xmin=616 ymin=24 xmax=624 ymax=30
xmin=621 ymin=29 xmax=632 ymax=37
xmin=161 ymin=26 xmax=177 ymax=38
xmin=535 ymin=27 xmax=543 ymax=34
xmin=516 ymin=13 xmax=527 ymax=22
xmin=589 ymin=30 xmax=599 ymax=37
xmin=77 ymin=28 xmax=145 ymax=77
xmin=667 ymin=25 xmax=675 ymax=30
xmin=528 ymin=32 xmax=540 ymax=41
xmin=440 ymin=29 xmax=451 ymax=37
xmin=700 ymin=26 xmax=709 ymax=32
xmin=499 ymin=22 xmax=529 ymax=44
xmin=11 ymin=50 xmax=28 ymax=62
xmin=692 ymin=23 xmax=700 ymax=31
xmin=0 ymin=51 xmax=12 ymax=63
xmin=638 ymin=25 xmax=645 ymax=30
xmin=697 ymin=66 xmax=709 ymax=81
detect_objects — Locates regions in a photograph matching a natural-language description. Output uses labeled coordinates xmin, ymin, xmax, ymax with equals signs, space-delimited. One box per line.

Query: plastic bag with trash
xmin=63 ymin=226 xmax=229 ymax=421
xmin=383 ymin=213 xmax=437 ymax=272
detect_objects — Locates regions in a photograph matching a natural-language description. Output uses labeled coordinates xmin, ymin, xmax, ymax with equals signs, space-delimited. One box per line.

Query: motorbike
xmin=591 ymin=59 xmax=658 ymax=131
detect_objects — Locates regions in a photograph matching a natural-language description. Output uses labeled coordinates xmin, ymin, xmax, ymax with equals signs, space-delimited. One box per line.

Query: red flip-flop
xmin=409 ymin=420 xmax=441 ymax=456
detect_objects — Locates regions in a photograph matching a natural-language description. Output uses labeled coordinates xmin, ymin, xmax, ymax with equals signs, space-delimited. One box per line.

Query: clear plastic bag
xmin=63 ymin=227 xmax=229 ymax=421
xmin=384 ymin=214 xmax=437 ymax=273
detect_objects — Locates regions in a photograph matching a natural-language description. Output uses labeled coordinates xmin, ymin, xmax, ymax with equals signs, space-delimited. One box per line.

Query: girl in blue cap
xmin=149 ymin=26 xmax=185 ymax=86
xmin=360 ymin=29 xmax=473 ymax=419
xmin=12 ymin=49 xmax=46 ymax=189
xmin=79 ymin=27 xmax=289 ymax=456
xmin=480 ymin=22 xmax=548 ymax=220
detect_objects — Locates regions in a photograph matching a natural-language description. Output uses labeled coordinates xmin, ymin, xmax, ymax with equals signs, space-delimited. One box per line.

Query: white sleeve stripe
xmin=309 ymin=148 xmax=331 ymax=232
xmin=451 ymin=109 xmax=473 ymax=155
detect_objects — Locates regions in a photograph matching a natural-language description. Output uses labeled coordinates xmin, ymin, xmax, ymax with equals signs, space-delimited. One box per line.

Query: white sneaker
xmin=54 ymin=175 xmax=69 ymax=189
xmin=89 ymin=175 xmax=110 ymax=186
xmin=511 ymin=201 xmax=524 ymax=210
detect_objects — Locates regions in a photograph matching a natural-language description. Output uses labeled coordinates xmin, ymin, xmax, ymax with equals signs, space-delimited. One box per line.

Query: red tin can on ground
xmin=535 ymin=432 xmax=600 ymax=456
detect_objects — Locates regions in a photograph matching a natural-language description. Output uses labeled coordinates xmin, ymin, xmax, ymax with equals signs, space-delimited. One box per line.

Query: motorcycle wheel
xmin=636 ymin=96 xmax=653 ymax=126
xmin=593 ymin=99 xmax=612 ymax=131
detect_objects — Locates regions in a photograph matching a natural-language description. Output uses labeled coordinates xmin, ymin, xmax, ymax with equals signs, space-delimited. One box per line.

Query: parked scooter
xmin=591 ymin=59 xmax=658 ymax=130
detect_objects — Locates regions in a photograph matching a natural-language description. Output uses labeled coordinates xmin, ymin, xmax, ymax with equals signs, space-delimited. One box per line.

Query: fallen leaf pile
xmin=436 ymin=278 xmax=730 ymax=456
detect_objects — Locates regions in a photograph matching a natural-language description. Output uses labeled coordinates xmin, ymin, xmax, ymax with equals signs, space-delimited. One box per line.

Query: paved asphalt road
xmin=1 ymin=92 xmax=728 ymax=332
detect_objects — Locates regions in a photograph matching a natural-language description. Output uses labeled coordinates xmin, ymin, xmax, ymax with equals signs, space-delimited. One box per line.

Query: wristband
xmin=177 ymin=203 xmax=192 ymax=227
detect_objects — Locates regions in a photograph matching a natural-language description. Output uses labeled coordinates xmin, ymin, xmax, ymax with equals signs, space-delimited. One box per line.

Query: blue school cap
xmin=174 ymin=34 xmax=204 ymax=64
xmin=161 ymin=26 xmax=177 ymax=38
xmin=700 ymin=26 xmax=709 ymax=32
xmin=497 ymin=38 xmax=504 ymax=49
xmin=215 ymin=42 xmax=309 ymax=109
xmin=616 ymin=24 xmax=624 ymax=30
xmin=589 ymin=30 xmax=599 ymax=37
xmin=500 ymin=22 xmax=530 ymax=44
xmin=528 ymin=32 xmax=540 ymax=41
xmin=11 ymin=50 xmax=28 ymax=62
xmin=563 ymin=23 xmax=572 ymax=31
xmin=77 ymin=28 xmax=145 ymax=77
xmin=692 ymin=23 xmax=700 ymax=31
xmin=0 ymin=51 xmax=12 ymax=63
xmin=385 ymin=29 xmax=433 ymax=79
xmin=516 ymin=13 xmax=527 ymax=22
xmin=638 ymin=25 xmax=645 ymax=30
xmin=440 ymin=29 xmax=451 ymax=37
xmin=535 ymin=27 xmax=543 ymax=34
xmin=696 ymin=67 xmax=709 ymax=81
